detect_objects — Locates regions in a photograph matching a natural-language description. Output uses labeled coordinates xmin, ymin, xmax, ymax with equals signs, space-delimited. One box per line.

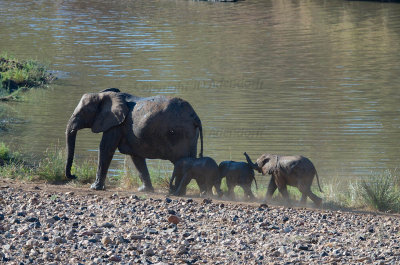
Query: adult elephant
xmin=65 ymin=88 xmax=203 ymax=192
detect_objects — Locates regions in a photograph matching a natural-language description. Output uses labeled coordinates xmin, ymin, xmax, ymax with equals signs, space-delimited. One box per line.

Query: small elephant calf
xmin=244 ymin=152 xmax=322 ymax=206
xmin=218 ymin=160 xmax=258 ymax=200
xmin=169 ymin=156 xmax=222 ymax=197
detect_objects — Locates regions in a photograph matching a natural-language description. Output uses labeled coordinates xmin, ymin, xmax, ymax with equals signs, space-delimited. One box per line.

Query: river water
xmin=1 ymin=0 xmax=400 ymax=184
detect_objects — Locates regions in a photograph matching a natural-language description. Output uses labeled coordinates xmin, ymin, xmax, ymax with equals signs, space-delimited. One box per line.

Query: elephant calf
xmin=218 ymin=160 xmax=257 ymax=200
xmin=244 ymin=152 xmax=322 ymax=207
xmin=169 ymin=156 xmax=222 ymax=197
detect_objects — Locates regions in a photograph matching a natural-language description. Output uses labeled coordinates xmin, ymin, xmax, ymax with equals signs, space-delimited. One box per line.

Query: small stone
xmin=282 ymin=216 xmax=289 ymax=222
xmin=66 ymin=191 xmax=74 ymax=196
xmin=101 ymin=236 xmax=113 ymax=246
xmin=101 ymin=222 xmax=114 ymax=228
xmin=2 ymin=244 xmax=11 ymax=251
xmin=320 ymin=251 xmax=329 ymax=257
xmin=145 ymin=248 xmax=155 ymax=256
xmin=81 ymin=231 xmax=94 ymax=236
xmin=54 ymin=237 xmax=67 ymax=244
xmin=17 ymin=211 xmax=27 ymax=217
xmin=176 ymin=246 xmax=188 ymax=255
xmin=108 ymin=255 xmax=121 ymax=262
xmin=298 ymin=245 xmax=309 ymax=251
xmin=271 ymin=250 xmax=281 ymax=257
xmin=25 ymin=216 xmax=39 ymax=222
xmin=165 ymin=198 xmax=172 ymax=203
xmin=129 ymin=234 xmax=145 ymax=240
xmin=283 ymin=226 xmax=293 ymax=233
xmin=202 ymin=198 xmax=212 ymax=204
xmin=0 ymin=214 xmax=4 ymax=221
xmin=368 ymin=226 xmax=374 ymax=233
xmin=168 ymin=215 xmax=180 ymax=225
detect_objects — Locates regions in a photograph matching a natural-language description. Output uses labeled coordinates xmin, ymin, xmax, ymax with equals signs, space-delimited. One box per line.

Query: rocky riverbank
xmin=0 ymin=179 xmax=399 ymax=264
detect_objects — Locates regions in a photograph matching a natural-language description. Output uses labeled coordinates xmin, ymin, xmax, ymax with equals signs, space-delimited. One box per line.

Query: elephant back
xmin=130 ymin=96 xmax=200 ymax=160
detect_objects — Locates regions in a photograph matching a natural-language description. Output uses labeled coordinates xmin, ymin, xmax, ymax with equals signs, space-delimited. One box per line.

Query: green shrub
xmin=0 ymin=53 xmax=55 ymax=96
xmin=71 ymin=158 xmax=97 ymax=184
xmin=0 ymin=142 xmax=11 ymax=161
xmin=35 ymin=146 xmax=66 ymax=182
xmin=358 ymin=170 xmax=400 ymax=212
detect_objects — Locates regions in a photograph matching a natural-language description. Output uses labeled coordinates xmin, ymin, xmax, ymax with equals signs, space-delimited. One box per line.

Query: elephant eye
xmin=169 ymin=129 xmax=175 ymax=135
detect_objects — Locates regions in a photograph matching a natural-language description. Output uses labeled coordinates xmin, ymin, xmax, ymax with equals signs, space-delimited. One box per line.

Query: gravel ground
xmin=1 ymin=179 xmax=400 ymax=265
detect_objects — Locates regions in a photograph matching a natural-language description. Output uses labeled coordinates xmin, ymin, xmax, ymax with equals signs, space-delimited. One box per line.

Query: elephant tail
xmin=194 ymin=115 xmax=203 ymax=158
xmin=252 ymin=175 xmax=258 ymax=190
xmin=315 ymin=171 xmax=323 ymax=193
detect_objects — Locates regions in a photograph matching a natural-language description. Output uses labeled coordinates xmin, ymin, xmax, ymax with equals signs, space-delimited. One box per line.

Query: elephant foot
xmin=90 ymin=182 xmax=105 ymax=190
xmin=66 ymin=174 xmax=77 ymax=180
xmin=138 ymin=184 xmax=154 ymax=193
xmin=313 ymin=198 xmax=322 ymax=208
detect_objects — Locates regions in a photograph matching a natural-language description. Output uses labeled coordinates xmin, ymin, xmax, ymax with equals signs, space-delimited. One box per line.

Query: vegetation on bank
xmin=0 ymin=53 xmax=55 ymax=100
xmin=0 ymin=142 xmax=399 ymax=213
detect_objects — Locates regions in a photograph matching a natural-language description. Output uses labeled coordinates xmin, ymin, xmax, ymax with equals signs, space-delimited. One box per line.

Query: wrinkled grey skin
xmin=218 ymin=160 xmax=257 ymax=200
xmin=244 ymin=152 xmax=322 ymax=206
xmin=169 ymin=157 xmax=222 ymax=197
xmin=65 ymin=88 xmax=203 ymax=192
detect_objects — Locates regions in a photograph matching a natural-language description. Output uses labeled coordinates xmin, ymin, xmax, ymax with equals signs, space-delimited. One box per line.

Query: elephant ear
xmin=91 ymin=92 xmax=129 ymax=133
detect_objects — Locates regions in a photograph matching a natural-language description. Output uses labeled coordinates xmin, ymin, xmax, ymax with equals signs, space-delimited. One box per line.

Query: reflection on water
xmin=0 ymin=0 xmax=399 ymax=184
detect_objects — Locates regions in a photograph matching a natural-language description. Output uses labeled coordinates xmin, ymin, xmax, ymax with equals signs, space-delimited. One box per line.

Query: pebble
xmin=1 ymin=180 xmax=400 ymax=264
xmin=101 ymin=236 xmax=113 ymax=246
xmin=168 ymin=215 xmax=180 ymax=225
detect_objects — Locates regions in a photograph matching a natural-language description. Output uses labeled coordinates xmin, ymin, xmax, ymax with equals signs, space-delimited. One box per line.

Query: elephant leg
xmin=227 ymin=183 xmax=235 ymax=200
xmin=174 ymin=173 xmax=191 ymax=196
xmin=265 ymin=176 xmax=277 ymax=200
xmin=131 ymin=156 xmax=154 ymax=192
xmin=90 ymin=133 xmax=119 ymax=190
xmin=278 ymin=185 xmax=291 ymax=205
xmin=300 ymin=193 xmax=308 ymax=204
xmin=307 ymin=190 xmax=322 ymax=207
xmin=197 ymin=178 xmax=209 ymax=197
xmin=243 ymin=185 xmax=255 ymax=200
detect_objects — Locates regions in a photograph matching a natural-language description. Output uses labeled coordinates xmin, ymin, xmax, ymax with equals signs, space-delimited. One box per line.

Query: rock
xmin=177 ymin=246 xmax=189 ymax=255
xmin=165 ymin=198 xmax=172 ymax=203
xmin=168 ymin=215 xmax=180 ymax=225
xmin=25 ymin=216 xmax=39 ymax=222
xmin=298 ymin=245 xmax=309 ymax=251
xmin=129 ymin=234 xmax=145 ymax=240
xmin=203 ymin=198 xmax=212 ymax=204
xmin=145 ymin=248 xmax=155 ymax=256
xmin=108 ymin=255 xmax=121 ymax=262
xmin=101 ymin=236 xmax=113 ymax=246
xmin=271 ymin=250 xmax=281 ymax=257
xmin=0 ymin=214 xmax=4 ymax=221
xmin=101 ymin=222 xmax=114 ymax=228
xmin=320 ymin=251 xmax=329 ymax=257
xmin=168 ymin=209 xmax=176 ymax=215
xmin=54 ymin=236 xmax=67 ymax=244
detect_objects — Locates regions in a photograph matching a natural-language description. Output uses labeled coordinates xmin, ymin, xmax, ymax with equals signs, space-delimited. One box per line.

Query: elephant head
xmin=65 ymin=89 xmax=129 ymax=179
xmin=244 ymin=152 xmax=278 ymax=175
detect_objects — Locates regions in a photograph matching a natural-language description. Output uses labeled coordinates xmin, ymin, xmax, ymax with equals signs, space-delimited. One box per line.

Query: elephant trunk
xmin=65 ymin=128 xmax=77 ymax=179
xmin=244 ymin=152 xmax=260 ymax=172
